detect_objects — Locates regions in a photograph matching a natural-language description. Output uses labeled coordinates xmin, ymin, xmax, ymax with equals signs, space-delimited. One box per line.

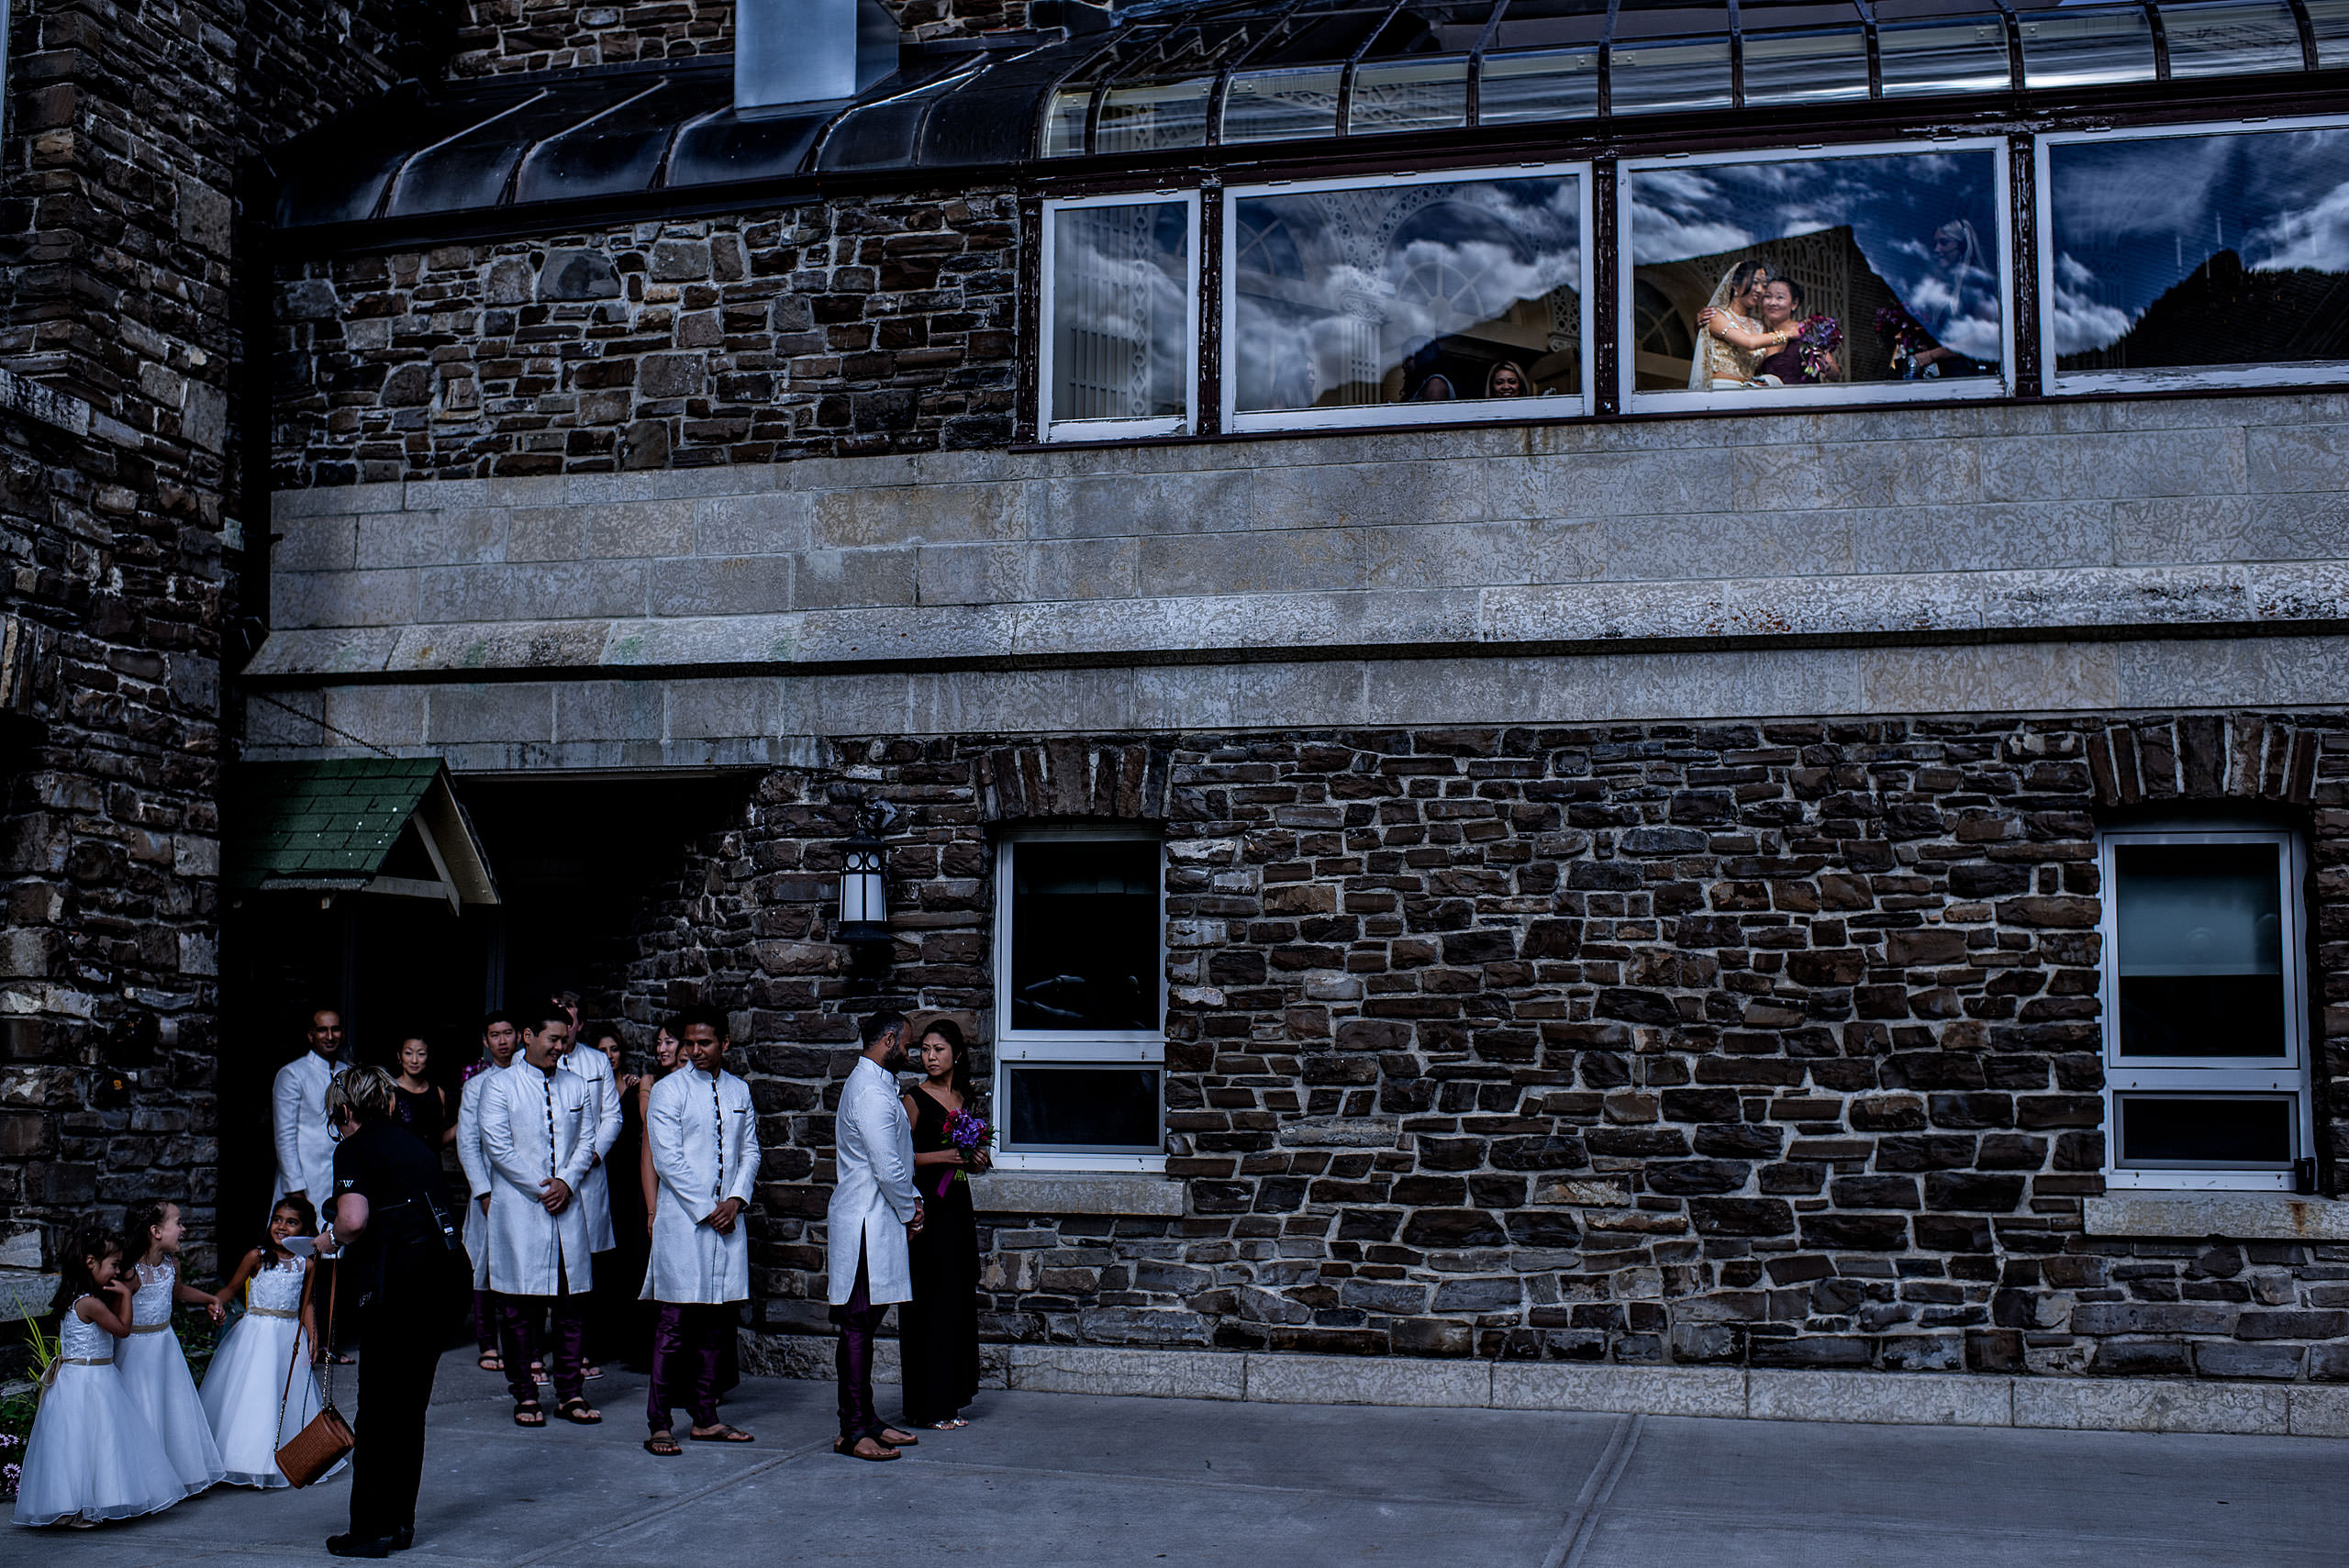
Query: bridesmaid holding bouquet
xmin=898 ymin=1020 xmax=988 ymax=1431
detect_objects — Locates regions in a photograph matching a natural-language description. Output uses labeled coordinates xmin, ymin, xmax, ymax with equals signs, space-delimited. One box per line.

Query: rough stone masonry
xmin=604 ymin=720 xmax=2349 ymax=1384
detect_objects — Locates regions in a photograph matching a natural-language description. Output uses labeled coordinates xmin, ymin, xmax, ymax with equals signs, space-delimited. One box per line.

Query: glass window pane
xmin=1350 ymin=57 xmax=1470 ymax=134
xmin=1004 ymin=1066 xmax=1163 ymax=1153
xmin=1008 ymin=839 xmax=1161 ymax=1029
xmin=2114 ymin=841 xmax=2287 ymax=1058
xmin=1230 ymin=173 xmax=1582 ymax=414
xmin=2047 ymin=128 xmax=2349 ymax=378
xmin=1049 ymin=202 xmax=1190 ymax=427
xmin=2310 ymin=0 xmax=2349 ymax=66
xmin=1043 ymin=87 xmax=1090 ymax=158
xmin=1478 ymin=47 xmax=1601 ymax=124
xmin=2158 ymin=0 xmax=2303 ymax=77
xmin=1877 ymin=16 xmax=2013 ymax=97
xmin=1221 ymin=67 xmax=1342 ymax=143
xmin=2019 ymin=6 xmax=2157 ymax=88
xmin=1097 ymin=79 xmax=1212 ymax=153
xmin=1609 ymin=37 xmax=1733 ymax=114
xmin=2116 ymin=1095 xmax=2295 ymax=1167
xmin=1740 ymin=28 xmax=1871 ymax=106
xmin=1625 ymin=149 xmax=2003 ymax=394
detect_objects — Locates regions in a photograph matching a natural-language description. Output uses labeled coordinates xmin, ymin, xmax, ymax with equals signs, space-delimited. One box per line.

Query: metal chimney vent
xmin=735 ymin=0 xmax=902 ymax=109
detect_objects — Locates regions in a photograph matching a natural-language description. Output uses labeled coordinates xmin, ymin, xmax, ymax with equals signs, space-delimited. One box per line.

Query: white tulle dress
xmin=116 ymin=1262 xmax=226 ymax=1496
xmin=199 ymin=1254 xmax=343 ymax=1487
xmin=11 ymin=1302 xmax=184 ymax=1527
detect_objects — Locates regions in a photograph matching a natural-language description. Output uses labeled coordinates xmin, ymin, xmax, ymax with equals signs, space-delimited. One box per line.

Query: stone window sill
xmin=968 ymin=1173 xmax=1185 ymax=1218
xmin=2082 ymin=1191 xmax=2349 ymax=1241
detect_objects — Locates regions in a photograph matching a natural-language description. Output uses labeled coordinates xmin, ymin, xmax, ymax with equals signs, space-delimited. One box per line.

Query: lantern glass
xmin=839 ymin=832 xmax=890 ymax=936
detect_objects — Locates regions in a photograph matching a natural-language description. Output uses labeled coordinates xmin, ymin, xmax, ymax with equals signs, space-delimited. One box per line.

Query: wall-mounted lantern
xmin=837 ymin=799 xmax=894 ymax=946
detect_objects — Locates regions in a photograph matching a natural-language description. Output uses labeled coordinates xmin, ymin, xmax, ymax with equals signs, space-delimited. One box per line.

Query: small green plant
xmin=17 ymin=1311 xmax=56 ymax=1389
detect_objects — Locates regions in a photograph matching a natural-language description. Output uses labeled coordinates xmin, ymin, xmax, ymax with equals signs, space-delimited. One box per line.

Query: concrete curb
xmin=752 ymin=1336 xmax=2349 ymax=1437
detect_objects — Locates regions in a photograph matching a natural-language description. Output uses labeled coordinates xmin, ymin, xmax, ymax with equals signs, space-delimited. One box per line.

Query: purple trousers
xmin=829 ymin=1244 xmax=891 ymax=1443
xmin=473 ymin=1290 xmax=499 ymax=1355
xmin=648 ymin=1303 xmax=731 ymax=1434
xmin=500 ymin=1282 xmax=586 ymax=1407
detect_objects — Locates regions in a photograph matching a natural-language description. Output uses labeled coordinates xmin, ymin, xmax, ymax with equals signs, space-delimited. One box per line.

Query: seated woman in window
xmin=1485 ymin=361 xmax=1530 ymax=398
xmin=1688 ymin=260 xmax=1779 ymax=389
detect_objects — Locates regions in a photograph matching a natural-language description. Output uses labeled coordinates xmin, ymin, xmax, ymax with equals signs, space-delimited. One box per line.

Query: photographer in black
xmin=318 ymin=1065 xmax=459 ymax=1558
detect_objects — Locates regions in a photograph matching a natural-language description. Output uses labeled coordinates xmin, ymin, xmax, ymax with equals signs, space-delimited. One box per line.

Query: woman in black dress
xmin=899 ymin=1019 xmax=986 ymax=1430
xmin=389 ymin=1036 xmax=451 ymax=1151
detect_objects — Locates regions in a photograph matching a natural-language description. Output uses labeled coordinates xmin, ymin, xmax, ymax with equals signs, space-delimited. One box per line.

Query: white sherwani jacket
xmin=454 ymin=1067 xmax=499 ymax=1291
xmin=479 ymin=1061 xmax=597 ymax=1296
xmin=643 ymin=1065 xmax=761 ymax=1305
xmin=557 ymin=1044 xmax=624 ymax=1253
xmin=825 ymin=1055 xmax=919 ymax=1307
xmin=272 ymin=1051 xmax=341 ymax=1210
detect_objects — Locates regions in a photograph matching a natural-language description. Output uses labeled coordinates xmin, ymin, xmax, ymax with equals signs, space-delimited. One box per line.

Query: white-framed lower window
xmin=2038 ymin=115 xmax=2349 ymax=395
xmin=1039 ymin=190 xmax=1200 ymax=442
xmin=1220 ymin=162 xmax=1593 ymax=433
xmin=1619 ymin=137 xmax=2013 ymax=414
xmin=991 ymin=825 xmax=1165 ymax=1173
xmin=2099 ymin=825 xmax=2312 ymax=1192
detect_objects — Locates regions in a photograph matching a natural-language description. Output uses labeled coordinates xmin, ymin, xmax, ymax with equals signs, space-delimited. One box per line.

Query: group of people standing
xmin=17 ymin=995 xmax=995 ymax=1550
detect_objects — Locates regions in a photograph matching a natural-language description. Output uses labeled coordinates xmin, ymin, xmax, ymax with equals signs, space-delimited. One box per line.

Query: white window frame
xmin=991 ymin=824 xmax=1166 ymax=1173
xmin=1618 ymin=137 xmax=2016 ymax=415
xmin=1219 ymin=161 xmax=1595 ymax=433
xmin=2037 ymin=114 xmax=2349 ymax=395
xmin=1038 ymin=189 xmax=1202 ymax=443
xmin=2098 ymin=824 xmax=2312 ymax=1192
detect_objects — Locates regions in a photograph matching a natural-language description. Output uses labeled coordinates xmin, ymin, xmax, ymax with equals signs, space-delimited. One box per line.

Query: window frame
xmin=1218 ymin=161 xmax=1596 ymax=434
xmin=2097 ymin=824 xmax=2312 ymax=1192
xmin=991 ymin=823 xmax=1167 ymax=1173
xmin=1616 ymin=136 xmax=2017 ymax=415
xmin=2036 ymin=113 xmax=2349 ymax=396
xmin=1038 ymin=188 xmax=1203 ymax=444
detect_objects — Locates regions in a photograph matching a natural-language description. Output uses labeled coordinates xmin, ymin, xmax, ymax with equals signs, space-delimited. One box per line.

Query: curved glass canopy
xmin=270 ymin=0 xmax=2331 ymax=232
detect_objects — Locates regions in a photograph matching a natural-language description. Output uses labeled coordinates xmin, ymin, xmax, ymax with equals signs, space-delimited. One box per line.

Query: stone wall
xmin=448 ymin=0 xmax=1031 ymax=72
xmin=607 ymin=722 xmax=2349 ymax=1383
xmin=0 ymin=1 xmax=397 ymax=1285
xmin=272 ymin=195 xmax=1018 ymax=486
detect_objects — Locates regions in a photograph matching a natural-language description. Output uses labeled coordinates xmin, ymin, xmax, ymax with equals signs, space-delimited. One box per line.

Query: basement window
xmin=993 ymin=828 xmax=1165 ymax=1172
xmin=2100 ymin=826 xmax=2312 ymax=1191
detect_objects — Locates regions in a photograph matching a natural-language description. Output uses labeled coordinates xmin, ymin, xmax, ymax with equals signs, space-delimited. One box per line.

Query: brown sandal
xmin=513 ymin=1402 xmax=545 ymax=1428
xmin=558 ymin=1398 xmax=603 ymax=1426
xmin=833 ymin=1436 xmax=898 ymax=1462
xmin=688 ymin=1423 xmax=753 ymax=1443
xmin=643 ymin=1431 xmax=682 ymax=1456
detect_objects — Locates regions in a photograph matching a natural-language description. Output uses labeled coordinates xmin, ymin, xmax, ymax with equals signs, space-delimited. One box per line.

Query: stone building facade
xmin=13 ymin=0 xmax=2349 ymax=1429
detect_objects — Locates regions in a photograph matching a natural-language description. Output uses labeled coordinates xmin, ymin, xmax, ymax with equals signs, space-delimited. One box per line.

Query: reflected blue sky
xmin=1628 ymin=150 xmax=2003 ymax=360
xmin=2047 ymin=128 xmax=2349 ymax=356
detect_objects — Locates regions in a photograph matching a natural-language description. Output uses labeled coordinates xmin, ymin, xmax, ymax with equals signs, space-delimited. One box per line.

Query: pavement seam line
xmin=1541 ymin=1413 xmax=1643 ymax=1568
xmin=888 ymin=1453 xmax=1540 ymax=1509
xmin=501 ymin=1434 xmax=838 ymax=1564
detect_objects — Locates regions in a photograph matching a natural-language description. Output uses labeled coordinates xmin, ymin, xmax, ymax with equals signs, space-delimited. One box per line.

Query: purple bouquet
xmin=1796 ymin=314 xmax=1842 ymax=382
xmin=935 ymin=1110 xmax=993 ymax=1197
xmin=1876 ymin=303 xmax=1931 ymax=375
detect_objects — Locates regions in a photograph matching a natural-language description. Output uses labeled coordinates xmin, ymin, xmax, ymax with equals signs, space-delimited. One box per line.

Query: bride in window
xmin=1688 ymin=260 xmax=1785 ymax=389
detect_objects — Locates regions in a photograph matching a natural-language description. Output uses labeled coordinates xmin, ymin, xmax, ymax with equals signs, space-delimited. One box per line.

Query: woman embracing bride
xmin=1688 ymin=260 xmax=1782 ymax=389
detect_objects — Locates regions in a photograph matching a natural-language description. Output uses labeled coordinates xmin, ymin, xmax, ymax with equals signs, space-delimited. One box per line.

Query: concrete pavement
xmin=10 ymin=1351 xmax=2346 ymax=1567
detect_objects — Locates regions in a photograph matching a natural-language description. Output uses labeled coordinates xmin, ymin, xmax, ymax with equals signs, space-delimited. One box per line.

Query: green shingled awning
xmin=227 ymin=759 xmax=498 ymax=910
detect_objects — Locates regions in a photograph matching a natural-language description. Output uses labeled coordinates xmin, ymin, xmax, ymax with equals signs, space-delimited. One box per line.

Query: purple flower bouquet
xmin=935 ymin=1110 xmax=993 ymax=1197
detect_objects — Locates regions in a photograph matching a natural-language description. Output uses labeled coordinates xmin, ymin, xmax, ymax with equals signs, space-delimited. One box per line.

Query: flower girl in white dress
xmin=117 ymin=1200 xmax=228 ymax=1497
xmin=12 ymin=1220 xmax=184 ymax=1528
xmin=201 ymin=1195 xmax=345 ymax=1486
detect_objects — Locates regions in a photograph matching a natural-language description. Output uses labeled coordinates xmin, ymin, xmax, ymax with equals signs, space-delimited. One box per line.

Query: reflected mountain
xmin=2058 ymin=250 xmax=2349 ymax=372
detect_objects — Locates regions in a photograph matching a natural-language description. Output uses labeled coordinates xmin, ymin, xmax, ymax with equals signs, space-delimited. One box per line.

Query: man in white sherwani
xmin=552 ymin=1003 xmax=623 ymax=1376
xmin=455 ymin=1010 xmax=520 ymax=1371
xmin=641 ymin=1006 xmax=761 ymax=1453
xmin=272 ymin=1008 xmax=344 ymax=1211
xmin=827 ymin=1009 xmax=925 ymax=1461
xmin=480 ymin=1007 xmax=600 ymax=1426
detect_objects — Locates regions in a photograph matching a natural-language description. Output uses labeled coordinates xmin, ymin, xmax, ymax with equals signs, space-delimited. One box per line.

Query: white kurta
xmin=643 ymin=1066 xmax=761 ymax=1305
xmin=826 ymin=1055 xmax=920 ymax=1307
xmin=271 ymin=1051 xmax=341 ymax=1210
xmin=454 ymin=1067 xmax=499 ymax=1291
xmin=479 ymin=1061 xmax=597 ymax=1297
xmin=557 ymin=1042 xmax=624 ymax=1253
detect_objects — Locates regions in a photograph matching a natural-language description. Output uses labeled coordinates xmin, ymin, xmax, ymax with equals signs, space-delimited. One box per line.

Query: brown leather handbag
xmin=275 ymin=1263 xmax=355 ymax=1487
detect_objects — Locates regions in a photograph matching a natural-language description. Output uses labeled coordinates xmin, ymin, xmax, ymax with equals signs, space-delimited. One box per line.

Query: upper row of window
xmin=1040 ymin=115 xmax=2349 ymax=439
